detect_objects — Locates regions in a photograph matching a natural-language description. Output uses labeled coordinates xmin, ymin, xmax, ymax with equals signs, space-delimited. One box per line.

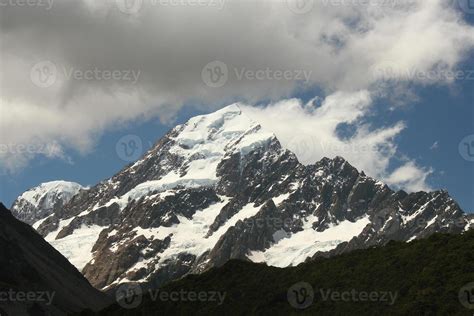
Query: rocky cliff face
xmin=0 ymin=203 xmax=110 ymax=316
xmin=12 ymin=104 xmax=474 ymax=292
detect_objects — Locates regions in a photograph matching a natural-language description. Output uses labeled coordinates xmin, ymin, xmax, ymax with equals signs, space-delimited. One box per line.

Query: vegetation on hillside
xmin=88 ymin=230 xmax=474 ymax=315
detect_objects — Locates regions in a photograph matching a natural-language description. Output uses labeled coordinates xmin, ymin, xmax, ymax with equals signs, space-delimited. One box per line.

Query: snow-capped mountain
xmin=11 ymin=181 xmax=84 ymax=225
xmin=14 ymin=104 xmax=474 ymax=292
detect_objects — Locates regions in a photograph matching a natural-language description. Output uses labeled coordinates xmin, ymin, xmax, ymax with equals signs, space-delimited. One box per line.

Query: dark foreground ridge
xmin=84 ymin=230 xmax=474 ymax=316
xmin=0 ymin=203 xmax=111 ymax=316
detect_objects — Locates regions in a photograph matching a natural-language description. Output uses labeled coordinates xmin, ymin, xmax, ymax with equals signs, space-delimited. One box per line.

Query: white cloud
xmin=241 ymin=91 xmax=432 ymax=192
xmin=385 ymin=161 xmax=433 ymax=192
xmin=1 ymin=0 xmax=473 ymax=191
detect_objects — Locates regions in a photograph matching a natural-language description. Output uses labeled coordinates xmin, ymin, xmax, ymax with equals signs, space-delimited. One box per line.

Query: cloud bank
xmin=241 ymin=91 xmax=432 ymax=191
xmin=1 ymin=0 xmax=474 ymax=191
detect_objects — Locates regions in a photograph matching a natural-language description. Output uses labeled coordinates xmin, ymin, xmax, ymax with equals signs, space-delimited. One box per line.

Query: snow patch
xmin=272 ymin=193 xmax=291 ymax=205
xmin=32 ymin=214 xmax=53 ymax=229
xmin=248 ymin=215 xmax=370 ymax=267
xmin=129 ymin=198 xmax=262 ymax=274
xmin=465 ymin=218 xmax=474 ymax=232
xmin=45 ymin=224 xmax=104 ymax=271
xmin=426 ymin=216 xmax=438 ymax=227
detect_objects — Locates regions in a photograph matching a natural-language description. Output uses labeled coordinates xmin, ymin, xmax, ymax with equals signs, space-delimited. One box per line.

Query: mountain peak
xmin=11 ymin=181 xmax=84 ymax=225
xmin=15 ymin=181 xmax=83 ymax=205
xmin=213 ymin=103 xmax=242 ymax=114
xmin=94 ymin=104 xmax=278 ymax=210
xmin=10 ymin=105 xmax=472 ymax=292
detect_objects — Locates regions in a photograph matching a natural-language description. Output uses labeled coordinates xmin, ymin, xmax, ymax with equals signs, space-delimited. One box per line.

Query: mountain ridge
xmin=10 ymin=104 xmax=474 ymax=292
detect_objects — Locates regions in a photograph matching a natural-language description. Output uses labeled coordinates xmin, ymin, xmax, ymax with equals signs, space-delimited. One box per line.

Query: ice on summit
xmin=108 ymin=104 xmax=276 ymax=209
xmin=16 ymin=181 xmax=83 ymax=209
xmin=11 ymin=181 xmax=84 ymax=224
